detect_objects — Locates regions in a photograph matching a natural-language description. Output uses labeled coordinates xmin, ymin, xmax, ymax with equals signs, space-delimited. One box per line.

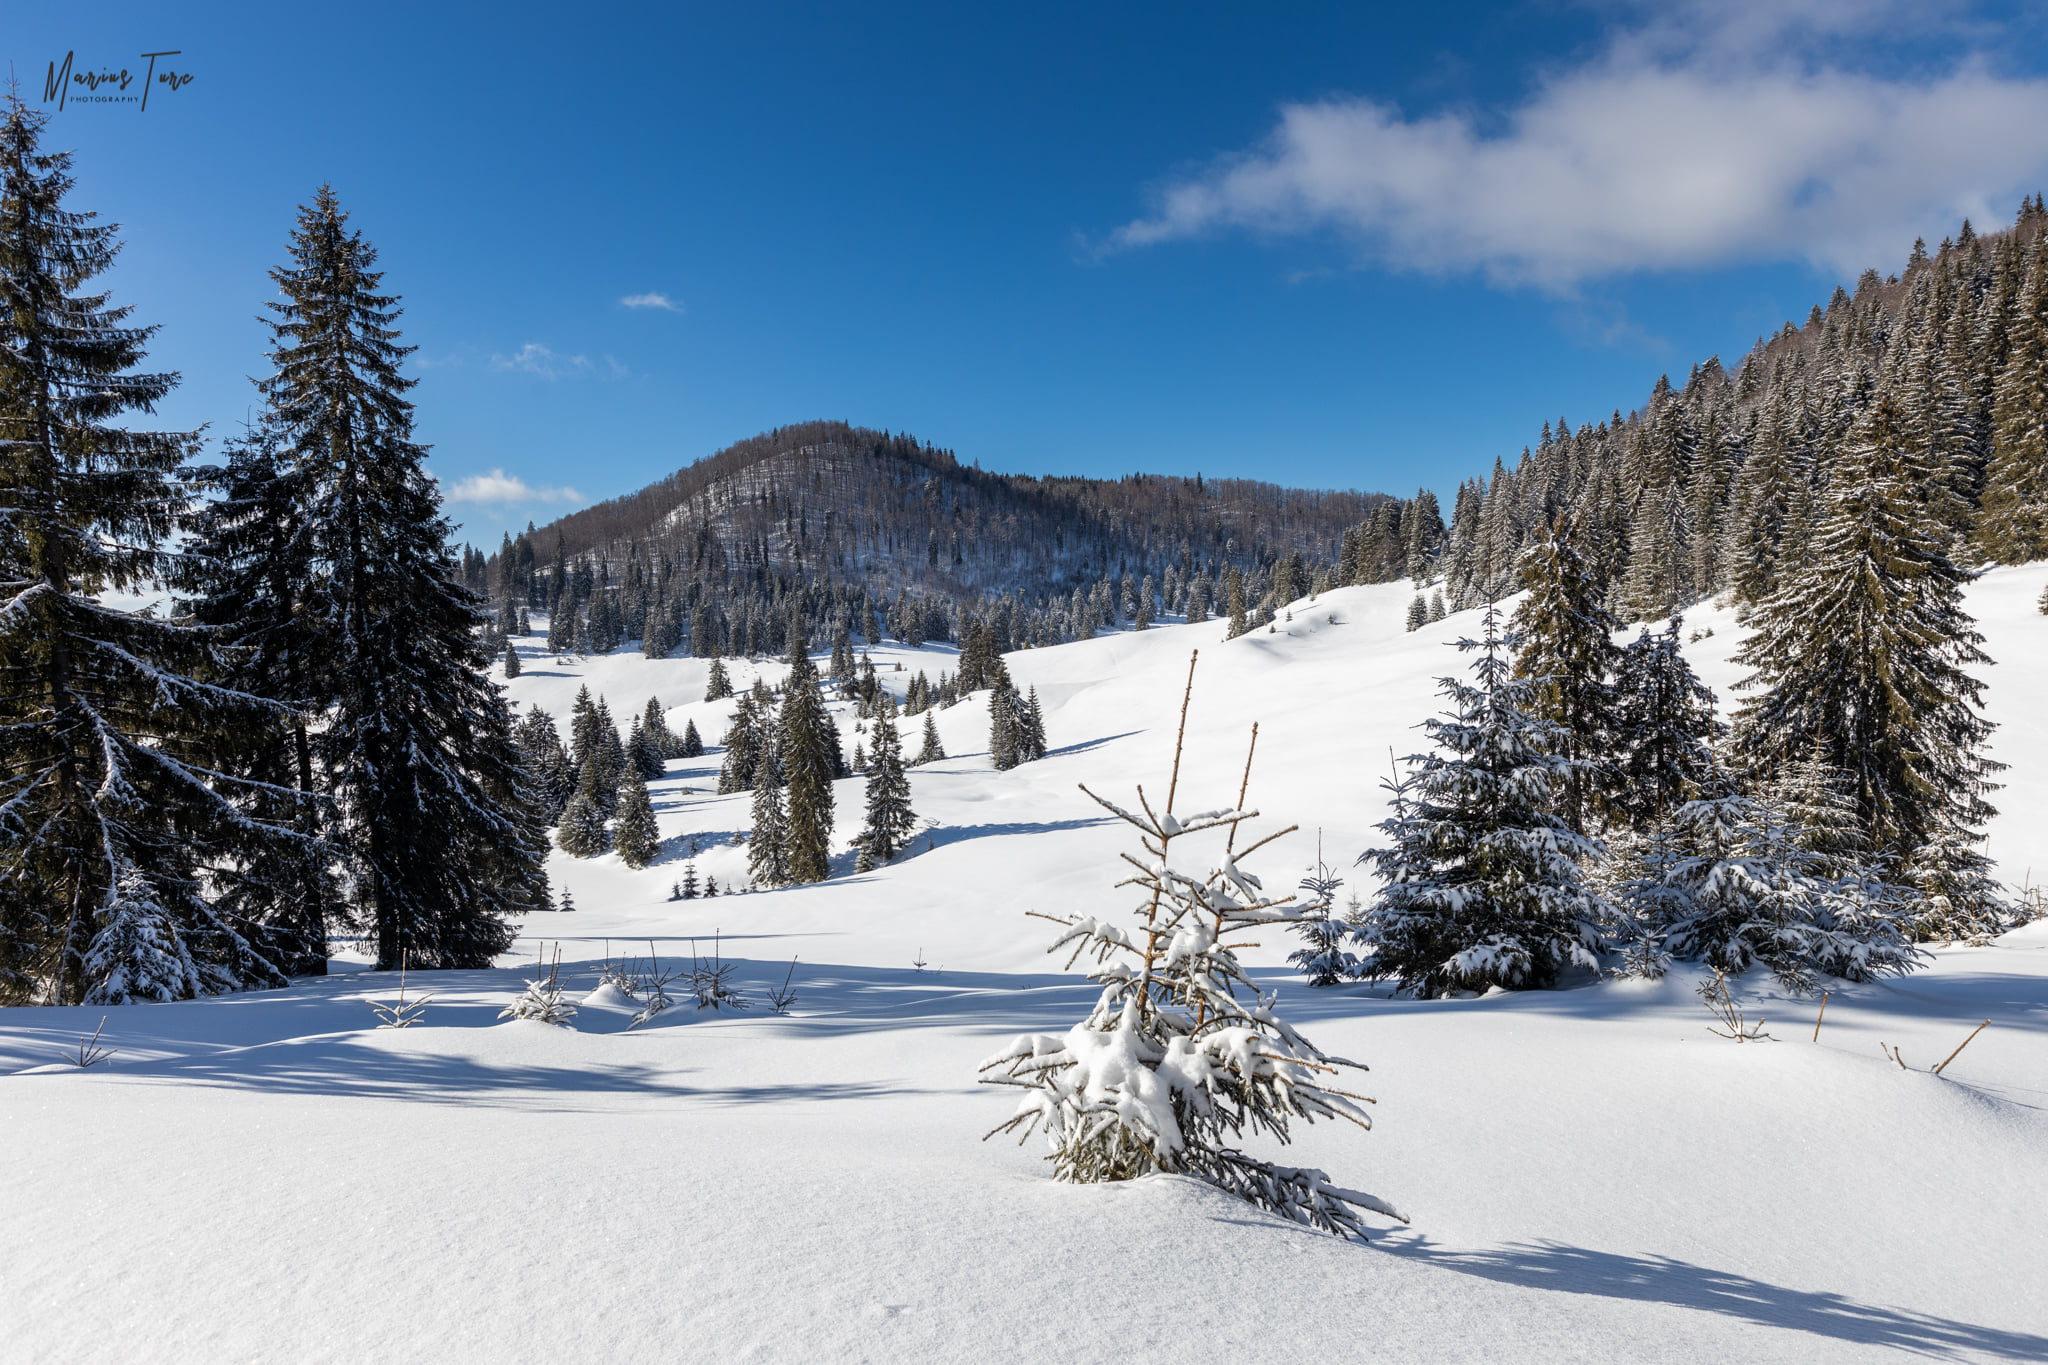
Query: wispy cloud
xmin=620 ymin=292 xmax=682 ymax=311
xmin=490 ymin=342 xmax=592 ymax=379
xmin=1106 ymin=3 xmax=2048 ymax=290
xmin=444 ymin=469 xmax=584 ymax=505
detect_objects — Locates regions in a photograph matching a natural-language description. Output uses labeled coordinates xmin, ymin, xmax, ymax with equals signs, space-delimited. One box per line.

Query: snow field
xmin=4 ymin=569 xmax=2047 ymax=1361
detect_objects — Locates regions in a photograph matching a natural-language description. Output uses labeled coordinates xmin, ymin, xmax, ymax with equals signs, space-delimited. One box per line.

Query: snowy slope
xmin=4 ymin=569 xmax=2047 ymax=1363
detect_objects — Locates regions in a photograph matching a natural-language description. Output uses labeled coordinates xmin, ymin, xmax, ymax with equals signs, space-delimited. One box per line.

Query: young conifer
xmin=705 ymin=657 xmax=733 ymax=701
xmin=915 ymin=712 xmax=946 ymax=765
xmin=858 ymin=710 xmax=917 ymax=864
xmin=613 ymin=768 xmax=660 ymax=869
xmin=1356 ymin=606 xmax=1612 ymax=995
xmin=748 ymin=744 xmax=791 ymax=887
xmin=679 ymin=717 xmax=704 ymax=758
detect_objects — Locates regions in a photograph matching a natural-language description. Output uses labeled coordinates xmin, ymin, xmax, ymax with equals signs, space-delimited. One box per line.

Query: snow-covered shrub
xmin=980 ymin=654 xmax=1405 ymax=1240
xmin=500 ymin=949 xmax=577 ymax=1026
xmin=1628 ymin=791 xmax=1920 ymax=994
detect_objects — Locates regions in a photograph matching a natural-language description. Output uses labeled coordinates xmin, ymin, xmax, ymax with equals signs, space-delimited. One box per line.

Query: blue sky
xmin=12 ymin=1 xmax=2048 ymax=546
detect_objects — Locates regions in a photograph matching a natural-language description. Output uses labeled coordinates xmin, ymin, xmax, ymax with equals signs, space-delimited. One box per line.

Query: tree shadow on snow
xmin=107 ymin=1033 xmax=920 ymax=1111
xmin=1385 ymin=1236 xmax=2048 ymax=1359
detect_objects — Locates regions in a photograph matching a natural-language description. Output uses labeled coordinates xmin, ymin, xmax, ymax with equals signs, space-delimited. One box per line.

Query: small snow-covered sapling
xmin=57 ymin=1016 xmax=117 ymax=1068
xmin=371 ymin=955 xmax=435 ymax=1029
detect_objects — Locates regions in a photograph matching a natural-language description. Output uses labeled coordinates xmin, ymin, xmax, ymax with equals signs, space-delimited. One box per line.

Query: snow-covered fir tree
xmin=0 ymin=97 xmax=304 ymax=1004
xmin=512 ymin=707 xmax=576 ymax=821
xmin=704 ymin=657 xmax=733 ymax=701
xmin=613 ymin=767 xmax=660 ymax=869
xmin=1355 ymin=606 xmax=1612 ymax=996
xmin=915 ymin=712 xmax=945 ymax=765
xmin=857 ymin=707 xmax=916 ymax=866
xmin=1609 ymin=620 xmax=1721 ymax=831
xmin=1511 ymin=519 xmax=1623 ymax=834
xmin=255 ymin=186 xmax=546 ymax=968
xmin=179 ymin=417 xmax=337 ymax=976
xmin=718 ymin=688 xmax=763 ymax=793
xmin=779 ymin=649 xmax=837 ymax=883
xmin=1288 ymin=844 xmax=1358 ymax=987
xmin=555 ymin=758 xmax=613 ymax=859
xmin=1626 ymin=785 xmax=1919 ymax=993
xmin=747 ymin=742 xmax=791 ymax=887
xmin=679 ymin=717 xmax=704 ymax=758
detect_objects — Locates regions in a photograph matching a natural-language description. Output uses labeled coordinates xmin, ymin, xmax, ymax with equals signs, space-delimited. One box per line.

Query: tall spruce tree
xmin=180 ymin=418 xmax=337 ymax=975
xmin=915 ymin=712 xmax=946 ymax=765
xmin=257 ymin=186 xmax=542 ymax=968
xmin=857 ymin=708 xmax=916 ymax=865
xmin=0 ymin=96 xmax=307 ymax=1004
xmin=779 ymin=652 xmax=837 ymax=883
xmin=1510 ymin=520 xmax=1622 ymax=833
xmin=1977 ymin=244 xmax=2048 ymax=562
xmin=1731 ymin=391 xmax=2002 ymax=882
xmin=747 ymin=742 xmax=791 ymax=887
xmin=1355 ymin=607 xmax=1612 ymax=996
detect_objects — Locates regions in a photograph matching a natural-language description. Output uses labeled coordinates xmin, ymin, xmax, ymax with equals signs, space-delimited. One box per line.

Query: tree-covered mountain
xmin=476 ymin=421 xmax=1411 ymax=657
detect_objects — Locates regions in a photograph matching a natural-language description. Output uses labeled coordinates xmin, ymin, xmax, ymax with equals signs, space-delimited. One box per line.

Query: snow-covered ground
xmin=6 ymin=569 xmax=2048 ymax=1363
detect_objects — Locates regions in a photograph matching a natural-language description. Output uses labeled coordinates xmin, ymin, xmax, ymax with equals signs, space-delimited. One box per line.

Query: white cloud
xmin=1108 ymin=8 xmax=2048 ymax=289
xmin=445 ymin=469 xmax=584 ymax=505
xmin=490 ymin=342 xmax=591 ymax=379
xmin=620 ymin=291 xmax=682 ymax=311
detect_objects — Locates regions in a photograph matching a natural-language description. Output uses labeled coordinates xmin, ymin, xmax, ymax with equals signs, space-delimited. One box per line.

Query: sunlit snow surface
xmin=5 ymin=570 xmax=2047 ymax=1362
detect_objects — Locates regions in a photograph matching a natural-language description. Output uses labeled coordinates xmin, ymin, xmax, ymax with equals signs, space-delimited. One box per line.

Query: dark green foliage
xmin=778 ymin=655 xmax=837 ymax=884
xmin=1355 ymin=607 xmax=1612 ymax=997
xmin=747 ymin=742 xmax=790 ymax=887
xmin=1732 ymin=391 xmax=2002 ymax=881
xmin=0 ymin=96 xmax=308 ymax=1004
xmin=514 ymin=707 xmax=575 ymax=820
xmin=704 ymin=657 xmax=732 ymax=701
xmin=258 ymin=186 xmax=541 ymax=967
xmin=858 ymin=710 xmax=916 ymax=864
xmin=1511 ymin=520 xmax=1622 ymax=833
xmin=613 ymin=767 xmax=660 ymax=869
xmin=679 ymin=717 xmax=704 ymax=758
xmin=1609 ymin=620 xmax=1721 ymax=831
xmin=915 ymin=712 xmax=945 ymax=765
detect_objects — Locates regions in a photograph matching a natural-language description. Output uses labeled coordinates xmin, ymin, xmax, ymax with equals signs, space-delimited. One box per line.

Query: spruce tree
xmin=1355 ymin=607 xmax=1612 ymax=996
xmin=990 ymin=684 xmax=1021 ymax=770
xmin=717 ymin=690 xmax=761 ymax=793
xmin=779 ymin=654 xmax=837 ymax=883
xmin=0 ymin=96 xmax=304 ymax=1004
xmin=613 ymin=767 xmax=660 ymax=869
xmin=1609 ymin=620 xmax=1720 ymax=831
xmin=747 ymin=743 xmax=791 ymax=887
xmin=1977 ymin=245 xmax=2048 ymax=562
xmin=679 ymin=717 xmax=704 ymax=758
xmin=180 ymin=418 xmax=337 ymax=976
xmin=1511 ymin=521 xmax=1622 ymax=833
xmin=513 ymin=707 xmax=575 ymax=821
xmin=556 ymin=758 xmax=612 ymax=858
xmin=705 ymin=657 xmax=732 ymax=701
xmin=503 ymin=637 xmax=520 ymax=678
xmin=257 ymin=186 xmax=541 ymax=967
xmin=915 ymin=712 xmax=946 ymax=765
xmin=1732 ymin=391 xmax=2002 ymax=876
xmin=858 ymin=710 xmax=917 ymax=863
